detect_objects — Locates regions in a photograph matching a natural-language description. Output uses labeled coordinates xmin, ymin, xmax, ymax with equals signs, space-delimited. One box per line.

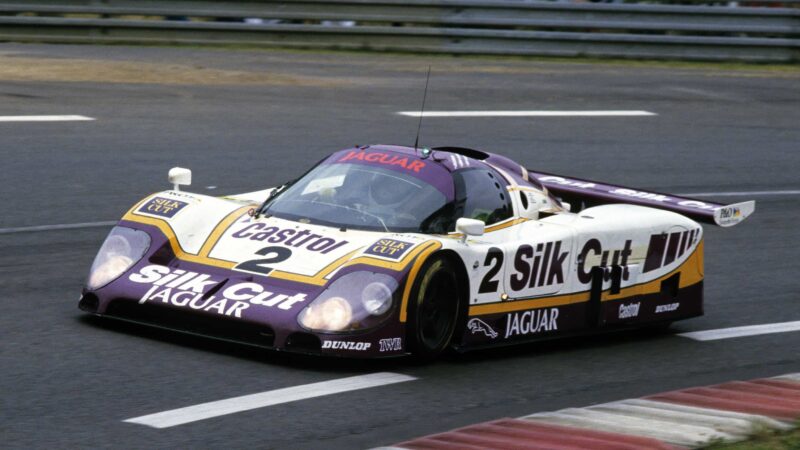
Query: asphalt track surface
xmin=1 ymin=44 xmax=799 ymax=449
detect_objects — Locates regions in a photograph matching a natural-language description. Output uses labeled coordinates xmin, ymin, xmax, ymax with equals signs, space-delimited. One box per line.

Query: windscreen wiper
xmin=255 ymin=181 xmax=292 ymax=219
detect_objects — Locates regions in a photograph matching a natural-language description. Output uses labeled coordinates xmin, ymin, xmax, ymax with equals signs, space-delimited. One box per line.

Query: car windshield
xmin=261 ymin=162 xmax=450 ymax=232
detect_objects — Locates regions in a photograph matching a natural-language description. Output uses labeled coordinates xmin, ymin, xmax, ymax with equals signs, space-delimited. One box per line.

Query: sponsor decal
xmin=611 ymin=188 xmax=670 ymax=202
xmin=164 ymin=191 xmax=196 ymax=200
xmin=322 ymin=340 xmax=372 ymax=351
xmin=467 ymin=318 xmax=498 ymax=339
xmin=137 ymin=197 xmax=188 ymax=218
xmin=618 ymin=302 xmax=640 ymax=319
xmin=234 ymin=246 xmax=292 ymax=277
xmin=719 ymin=207 xmax=740 ymax=219
xmin=537 ymin=175 xmax=596 ymax=189
xmin=509 ymin=240 xmax=569 ymax=292
xmin=504 ymin=308 xmax=559 ymax=338
xmin=478 ymin=247 xmax=504 ymax=294
xmin=655 ymin=302 xmax=679 ymax=313
xmin=129 ymin=265 xmax=307 ymax=317
xmin=379 ymin=338 xmax=403 ymax=352
xmin=717 ymin=206 xmax=742 ymax=225
xmin=577 ymin=239 xmax=633 ymax=284
xmin=536 ymin=175 xmax=720 ymax=213
xmin=338 ymin=150 xmax=426 ymax=173
xmin=364 ymin=239 xmax=413 ymax=260
xmin=231 ymin=222 xmax=349 ymax=254
xmin=678 ymin=200 xmax=717 ymax=211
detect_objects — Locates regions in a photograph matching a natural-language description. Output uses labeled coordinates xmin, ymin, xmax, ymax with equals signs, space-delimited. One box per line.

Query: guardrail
xmin=0 ymin=1 xmax=798 ymax=62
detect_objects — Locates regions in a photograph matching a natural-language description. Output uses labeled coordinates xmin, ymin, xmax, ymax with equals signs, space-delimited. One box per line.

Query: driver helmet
xmin=368 ymin=171 xmax=415 ymax=206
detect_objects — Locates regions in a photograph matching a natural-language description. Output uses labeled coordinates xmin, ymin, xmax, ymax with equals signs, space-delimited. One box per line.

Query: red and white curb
xmin=379 ymin=372 xmax=800 ymax=449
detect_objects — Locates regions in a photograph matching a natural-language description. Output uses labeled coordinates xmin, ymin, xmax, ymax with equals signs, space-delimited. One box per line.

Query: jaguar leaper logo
xmin=467 ymin=318 xmax=498 ymax=339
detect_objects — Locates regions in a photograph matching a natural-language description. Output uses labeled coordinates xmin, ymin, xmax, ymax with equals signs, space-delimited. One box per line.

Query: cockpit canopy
xmin=262 ymin=159 xmax=449 ymax=232
xmin=260 ymin=146 xmax=550 ymax=233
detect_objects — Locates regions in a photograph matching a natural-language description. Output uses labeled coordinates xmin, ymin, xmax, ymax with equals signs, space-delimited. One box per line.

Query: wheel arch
xmin=433 ymin=249 xmax=471 ymax=346
xmin=403 ymin=247 xmax=470 ymax=358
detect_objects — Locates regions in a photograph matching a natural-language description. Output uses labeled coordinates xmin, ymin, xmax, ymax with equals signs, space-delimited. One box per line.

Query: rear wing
xmin=529 ymin=170 xmax=755 ymax=227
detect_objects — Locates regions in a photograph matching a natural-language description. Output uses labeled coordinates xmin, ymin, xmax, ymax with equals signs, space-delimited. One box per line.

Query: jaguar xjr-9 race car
xmin=79 ymin=145 xmax=754 ymax=358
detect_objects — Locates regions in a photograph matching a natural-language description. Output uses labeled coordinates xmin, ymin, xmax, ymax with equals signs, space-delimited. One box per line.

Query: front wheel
xmin=407 ymin=256 xmax=461 ymax=360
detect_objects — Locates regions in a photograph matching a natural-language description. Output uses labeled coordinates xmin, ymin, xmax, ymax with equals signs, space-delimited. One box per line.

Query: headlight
xmin=299 ymin=296 xmax=353 ymax=332
xmin=87 ymin=227 xmax=150 ymax=290
xmin=362 ymin=282 xmax=393 ymax=316
xmin=298 ymin=272 xmax=398 ymax=333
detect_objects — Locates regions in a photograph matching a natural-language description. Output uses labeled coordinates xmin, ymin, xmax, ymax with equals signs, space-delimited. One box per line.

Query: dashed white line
xmin=397 ymin=111 xmax=657 ymax=118
xmin=678 ymin=190 xmax=800 ymax=197
xmin=0 ymin=115 xmax=95 ymax=122
xmin=124 ymin=372 xmax=417 ymax=429
xmin=678 ymin=320 xmax=800 ymax=341
xmin=0 ymin=221 xmax=116 ymax=235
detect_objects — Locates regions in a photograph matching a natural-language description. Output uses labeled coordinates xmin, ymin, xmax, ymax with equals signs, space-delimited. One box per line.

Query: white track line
xmin=678 ymin=321 xmax=800 ymax=341
xmin=678 ymin=190 xmax=800 ymax=197
xmin=0 ymin=115 xmax=95 ymax=122
xmin=0 ymin=221 xmax=117 ymax=235
xmin=124 ymin=372 xmax=417 ymax=429
xmin=397 ymin=111 xmax=656 ymax=117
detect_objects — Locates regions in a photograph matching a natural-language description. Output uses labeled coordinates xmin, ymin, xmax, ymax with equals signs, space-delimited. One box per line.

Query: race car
xmin=79 ymin=145 xmax=755 ymax=358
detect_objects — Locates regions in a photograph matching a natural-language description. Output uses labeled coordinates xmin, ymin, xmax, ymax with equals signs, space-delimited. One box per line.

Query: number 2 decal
xmin=234 ymin=246 xmax=292 ymax=276
xmin=478 ymin=247 xmax=504 ymax=293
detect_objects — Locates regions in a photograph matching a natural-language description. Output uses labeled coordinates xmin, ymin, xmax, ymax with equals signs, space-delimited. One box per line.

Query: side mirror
xmin=456 ymin=218 xmax=485 ymax=243
xmin=168 ymin=167 xmax=192 ymax=191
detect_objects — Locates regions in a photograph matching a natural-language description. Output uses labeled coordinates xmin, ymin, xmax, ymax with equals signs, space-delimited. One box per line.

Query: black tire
xmin=407 ymin=256 xmax=461 ymax=360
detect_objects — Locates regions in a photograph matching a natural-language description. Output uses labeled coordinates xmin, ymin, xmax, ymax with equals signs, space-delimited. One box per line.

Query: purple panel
xmin=324 ymin=146 xmax=454 ymax=199
xmin=88 ymin=220 xmax=419 ymax=358
xmin=529 ymin=169 xmax=725 ymax=224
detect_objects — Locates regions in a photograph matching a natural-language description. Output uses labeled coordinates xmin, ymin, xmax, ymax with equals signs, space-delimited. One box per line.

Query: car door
xmin=502 ymin=222 xmax=576 ymax=300
xmin=452 ymin=167 xmax=515 ymax=304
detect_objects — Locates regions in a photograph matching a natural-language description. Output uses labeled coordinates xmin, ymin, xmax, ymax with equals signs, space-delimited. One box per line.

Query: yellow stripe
xmin=122 ymin=196 xmax=198 ymax=260
xmin=399 ymin=241 xmax=444 ymax=322
xmin=469 ymin=240 xmax=704 ymax=316
xmin=269 ymin=248 xmax=362 ymax=286
xmin=269 ymin=240 xmax=442 ymax=286
xmin=343 ymin=240 xmax=441 ymax=270
xmin=199 ymin=206 xmax=252 ymax=257
xmin=506 ymin=186 xmax=540 ymax=192
xmin=485 ymin=218 xmax=528 ymax=233
xmin=484 ymin=162 xmax=517 ymax=186
xmin=469 ymin=292 xmax=590 ymax=316
xmin=122 ymin=205 xmax=247 ymax=270
xmin=122 ymin=197 xmax=444 ymax=286
xmin=601 ymin=239 xmax=703 ymax=301
xmin=446 ymin=217 xmax=529 ymax=239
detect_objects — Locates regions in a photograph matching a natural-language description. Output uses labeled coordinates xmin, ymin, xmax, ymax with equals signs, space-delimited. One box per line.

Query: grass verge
xmin=704 ymin=423 xmax=800 ymax=450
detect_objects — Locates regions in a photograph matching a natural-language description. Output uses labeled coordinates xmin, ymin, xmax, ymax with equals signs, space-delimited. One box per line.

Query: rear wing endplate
xmin=529 ymin=170 xmax=755 ymax=227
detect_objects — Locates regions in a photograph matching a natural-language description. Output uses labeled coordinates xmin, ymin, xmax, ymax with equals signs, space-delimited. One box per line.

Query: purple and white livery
xmin=80 ymin=145 xmax=754 ymax=358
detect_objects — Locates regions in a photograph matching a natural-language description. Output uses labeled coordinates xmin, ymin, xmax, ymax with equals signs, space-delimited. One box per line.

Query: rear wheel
xmin=408 ymin=256 xmax=461 ymax=360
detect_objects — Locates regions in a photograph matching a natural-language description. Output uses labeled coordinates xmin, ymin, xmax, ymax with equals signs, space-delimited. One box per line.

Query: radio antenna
xmin=413 ymin=66 xmax=431 ymax=153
